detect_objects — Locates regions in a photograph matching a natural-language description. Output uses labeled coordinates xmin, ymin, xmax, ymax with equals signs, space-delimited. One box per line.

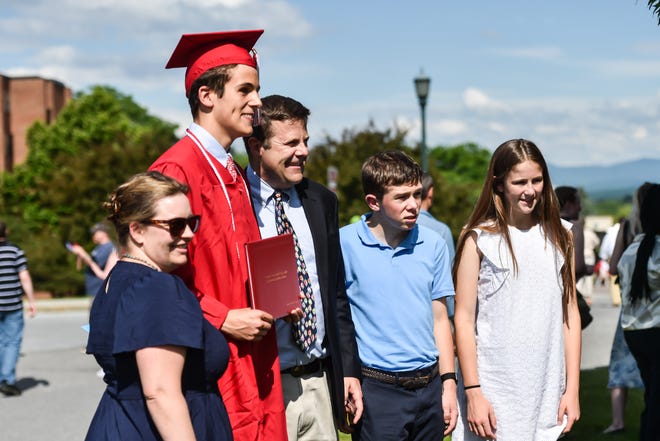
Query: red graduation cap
xmin=166 ymin=29 xmax=264 ymax=95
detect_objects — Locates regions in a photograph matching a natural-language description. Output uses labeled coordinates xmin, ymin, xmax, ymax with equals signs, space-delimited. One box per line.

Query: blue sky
xmin=2 ymin=0 xmax=660 ymax=166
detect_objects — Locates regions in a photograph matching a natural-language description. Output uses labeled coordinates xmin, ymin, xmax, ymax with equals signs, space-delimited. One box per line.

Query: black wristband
xmin=440 ymin=372 xmax=457 ymax=383
xmin=464 ymin=384 xmax=481 ymax=390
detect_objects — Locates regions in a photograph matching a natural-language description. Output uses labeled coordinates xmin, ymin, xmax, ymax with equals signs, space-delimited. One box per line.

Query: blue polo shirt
xmin=340 ymin=214 xmax=454 ymax=372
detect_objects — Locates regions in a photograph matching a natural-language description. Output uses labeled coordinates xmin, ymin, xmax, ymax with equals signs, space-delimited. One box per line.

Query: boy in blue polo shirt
xmin=340 ymin=150 xmax=457 ymax=440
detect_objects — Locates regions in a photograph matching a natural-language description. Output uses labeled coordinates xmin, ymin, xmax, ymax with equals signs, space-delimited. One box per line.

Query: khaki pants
xmin=281 ymin=369 xmax=338 ymax=441
xmin=610 ymin=275 xmax=621 ymax=306
xmin=577 ymin=275 xmax=594 ymax=298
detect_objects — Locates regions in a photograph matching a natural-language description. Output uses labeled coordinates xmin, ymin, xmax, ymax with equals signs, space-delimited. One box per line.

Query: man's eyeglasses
xmin=143 ymin=215 xmax=201 ymax=237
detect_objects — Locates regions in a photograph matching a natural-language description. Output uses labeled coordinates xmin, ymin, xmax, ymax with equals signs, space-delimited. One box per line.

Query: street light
xmin=414 ymin=71 xmax=431 ymax=171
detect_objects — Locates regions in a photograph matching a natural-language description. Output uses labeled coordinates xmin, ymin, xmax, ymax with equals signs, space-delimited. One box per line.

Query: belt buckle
xmin=288 ymin=359 xmax=321 ymax=377
xmin=400 ymin=374 xmax=430 ymax=390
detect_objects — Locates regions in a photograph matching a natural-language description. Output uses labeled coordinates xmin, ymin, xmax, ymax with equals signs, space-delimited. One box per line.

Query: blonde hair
xmin=105 ymin=171 xmax=189 ymax=246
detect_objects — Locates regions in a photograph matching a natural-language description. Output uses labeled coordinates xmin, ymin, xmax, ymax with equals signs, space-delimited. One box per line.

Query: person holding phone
xmin=70 ymin=222 xmax=118 ymax=296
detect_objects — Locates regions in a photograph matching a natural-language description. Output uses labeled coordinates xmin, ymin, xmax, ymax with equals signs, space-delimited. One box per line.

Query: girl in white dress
xmin=452 ymin=139 xmax=581 ymax=441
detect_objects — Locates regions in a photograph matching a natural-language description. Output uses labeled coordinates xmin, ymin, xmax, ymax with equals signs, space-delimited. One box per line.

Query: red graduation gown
xmin=150 ymin=135 xmax=288 ymax=441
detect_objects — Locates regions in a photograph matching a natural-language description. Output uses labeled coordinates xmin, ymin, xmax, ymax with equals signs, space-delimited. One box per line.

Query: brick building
xmin=0 ymin=75 xmax=72 ymax=172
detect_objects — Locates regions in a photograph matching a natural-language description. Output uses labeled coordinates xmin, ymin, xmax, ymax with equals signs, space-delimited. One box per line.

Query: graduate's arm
xmin=151 ymin=161 xmax=274 ymax=341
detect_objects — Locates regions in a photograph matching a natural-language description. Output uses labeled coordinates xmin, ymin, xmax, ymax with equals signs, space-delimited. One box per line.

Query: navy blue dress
xmin=85 ymin=261 xmax=233 ymax=440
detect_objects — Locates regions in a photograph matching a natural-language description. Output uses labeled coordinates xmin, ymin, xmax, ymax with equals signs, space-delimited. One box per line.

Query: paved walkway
xmin=580 ymin=281 xmax=621 ymax=370
xmin=25 ymin=296 xmax=92 ymax=312
xmin=1 ymin=282 xmax=621 ymax=440
xmin=2 ymin=309 xmax=102 ymax=441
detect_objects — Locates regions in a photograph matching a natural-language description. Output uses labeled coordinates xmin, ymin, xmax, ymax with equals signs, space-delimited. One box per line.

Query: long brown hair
xmin=452 ymin=139 xmax=575 ymax=318
xmin=629 ymin=183 xmax=660 ymax=303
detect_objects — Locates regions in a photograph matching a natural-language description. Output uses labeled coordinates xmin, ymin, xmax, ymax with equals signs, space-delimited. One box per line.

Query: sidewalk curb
xmin=24 ymin=297 xmax=92 ymax=312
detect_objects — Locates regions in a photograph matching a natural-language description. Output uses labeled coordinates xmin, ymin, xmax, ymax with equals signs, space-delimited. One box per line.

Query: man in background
xmin=556 ymin=185 xmax=593 ymax=328
xmin=418 ymin=172 xmax=454 ymax=260
xmin=600 ymin=220 xmax=623 ymax=306
xmin=418 ymin=172 xmax=455 ymax=318
xmin=0 ymin=221 xmax=36 ymax=396
xmin=555 ymin=186 xmax=587 ymax=279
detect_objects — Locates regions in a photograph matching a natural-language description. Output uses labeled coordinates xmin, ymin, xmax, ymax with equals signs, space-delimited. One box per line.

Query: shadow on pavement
xmin=15 ymin=377 xmax=50 ymax=393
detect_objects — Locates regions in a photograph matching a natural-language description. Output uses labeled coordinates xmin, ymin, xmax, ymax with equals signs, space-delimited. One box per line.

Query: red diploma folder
xmin=244 ymin=233 xmax=301 ymax=319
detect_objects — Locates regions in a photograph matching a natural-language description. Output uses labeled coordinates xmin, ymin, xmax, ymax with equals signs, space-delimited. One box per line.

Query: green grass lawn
xmin=338 ymin=367 xmax=644 ymax=441
xmin=565 ymin=367 xmax=643 ymax=440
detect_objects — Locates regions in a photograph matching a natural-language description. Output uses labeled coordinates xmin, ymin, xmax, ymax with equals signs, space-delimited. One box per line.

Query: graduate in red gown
xmin=150 ymin=30 xmax=288 ymax=441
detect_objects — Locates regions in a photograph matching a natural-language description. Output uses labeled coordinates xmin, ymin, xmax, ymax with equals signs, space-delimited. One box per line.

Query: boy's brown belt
xmin=361 ymin=362 xmax=438 ymax=390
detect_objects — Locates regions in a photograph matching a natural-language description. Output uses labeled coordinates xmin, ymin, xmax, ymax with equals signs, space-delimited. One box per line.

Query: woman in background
xmin=602 ymin=182 xmax=651 ymax=435
xmin=618 ymin=183 xmax=660 ymax=441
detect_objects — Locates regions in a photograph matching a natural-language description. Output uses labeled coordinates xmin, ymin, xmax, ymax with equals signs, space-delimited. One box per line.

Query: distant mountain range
xmin=548 ymin=158 xmax=659 ymax=200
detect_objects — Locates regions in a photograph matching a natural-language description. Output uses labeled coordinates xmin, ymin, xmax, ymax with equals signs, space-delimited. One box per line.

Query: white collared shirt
xmin=245 ymin=165 xmax=326 ymax=368
xmin=187 ymin=122 xmax=232 ymax=168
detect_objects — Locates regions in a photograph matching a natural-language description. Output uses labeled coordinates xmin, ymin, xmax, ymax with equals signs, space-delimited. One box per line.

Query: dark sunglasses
xmin=143 ymin=215 xmax=201 ymax=237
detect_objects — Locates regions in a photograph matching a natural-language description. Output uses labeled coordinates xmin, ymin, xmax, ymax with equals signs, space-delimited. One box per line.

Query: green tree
xmin=428 ymin=142 xmax=491 ymax=183
xmin=425 ymin=143 xmax=491 ymax=241
xmin=304 ymin=122 xmax=491 ymax=237
xmin=305 ymin=121 xmax=415 ymax=226
xmin=0 ymin=86 xmax=178 ymax=295
xmin=649 ymin=0 xmax=660 ymax=24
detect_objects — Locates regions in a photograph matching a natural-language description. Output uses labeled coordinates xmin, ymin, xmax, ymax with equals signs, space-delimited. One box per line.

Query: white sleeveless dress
xmin=453 ymin=221 xmax=571 ymax=441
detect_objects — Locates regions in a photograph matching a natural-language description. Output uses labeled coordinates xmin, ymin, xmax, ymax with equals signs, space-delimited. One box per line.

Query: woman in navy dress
xmin=85 ymin=171 xmax=233 ymax=440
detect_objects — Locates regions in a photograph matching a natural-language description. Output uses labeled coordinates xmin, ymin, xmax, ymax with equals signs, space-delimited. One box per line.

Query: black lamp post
xmin=414 ymin=72 xmax=431 ymax=171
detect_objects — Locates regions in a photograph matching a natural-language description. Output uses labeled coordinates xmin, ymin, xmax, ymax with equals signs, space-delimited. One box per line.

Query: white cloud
xmin=632 ymin=126 xmax=648 ymax=140
xmin=595 ymin=60 xmax=660 ymax=77
xmin=487 ymin=122 xmax=506 ymax=133
xmin=0 ymin=0 xmax=312 ymax=100
xmin=491 ymin=46 xmax=563 ymax=61
xmin=393 ymin=115 xmax=414 ymax=132
xmin=36 ymin=46 xmax=77 ymax=64
xmin=2 ymin=1 xmax=660 ymax=168
xmin=534 ymin=124 xmax=568 ymax=135
xmin=0 ymin=0 xmax=310 ymax=57
xmin=463 ymin=88 xmax=502 ymax=110
xmin=432 ymin=119 xmax=467 ymax=136
xmin=631 ymin=41 xmax=660 ymax=55
xmin=423 ymin=91 xmax=660 ymax=166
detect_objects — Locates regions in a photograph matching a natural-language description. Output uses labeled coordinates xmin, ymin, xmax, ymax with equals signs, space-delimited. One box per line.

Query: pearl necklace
xmin=121 ymin=253 xmax=160 ymax=271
